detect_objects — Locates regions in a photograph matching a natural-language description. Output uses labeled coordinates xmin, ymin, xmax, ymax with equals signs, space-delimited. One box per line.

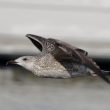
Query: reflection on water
xmin=0 ymin=67 xmax=110 ymax=110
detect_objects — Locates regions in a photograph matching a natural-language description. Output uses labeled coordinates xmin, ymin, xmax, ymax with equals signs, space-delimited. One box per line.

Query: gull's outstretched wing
xmin=48 ymin=38 xmax=110 ymax=83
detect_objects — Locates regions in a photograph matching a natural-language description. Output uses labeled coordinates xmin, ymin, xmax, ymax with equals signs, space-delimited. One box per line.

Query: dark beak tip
xmin=6 ymin=60 xmax=17 ymax=66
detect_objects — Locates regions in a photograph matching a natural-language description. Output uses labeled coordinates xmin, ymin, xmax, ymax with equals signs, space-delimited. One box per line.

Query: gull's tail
xmin=101 ymin=70 xmax=110 ymax=76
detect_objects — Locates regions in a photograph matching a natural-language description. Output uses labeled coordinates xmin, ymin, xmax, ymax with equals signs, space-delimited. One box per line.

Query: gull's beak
xmin=6 ymin=60 xmax=18 ymax=66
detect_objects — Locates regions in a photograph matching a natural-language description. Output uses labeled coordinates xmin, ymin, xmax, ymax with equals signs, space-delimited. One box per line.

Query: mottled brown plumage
xmin=8 ymin=34 xmax=110 ymax=83
xmin=26 ymin=34 xmax=110 ymax=83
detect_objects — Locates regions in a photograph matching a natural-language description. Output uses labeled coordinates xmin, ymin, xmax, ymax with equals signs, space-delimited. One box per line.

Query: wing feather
xmin=26 ymin=34 xmax=46 ymax=52
xmin=48 ymin=38 xmax=110 ymax=83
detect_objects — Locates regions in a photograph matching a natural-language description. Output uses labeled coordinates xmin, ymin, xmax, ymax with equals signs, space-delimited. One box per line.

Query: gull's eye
xmin=23 ymin=58 xmax=28 ymax=61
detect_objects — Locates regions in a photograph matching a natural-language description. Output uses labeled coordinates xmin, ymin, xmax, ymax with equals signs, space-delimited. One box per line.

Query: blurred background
xmin=0 ymin=0 xmax=110 ymax=110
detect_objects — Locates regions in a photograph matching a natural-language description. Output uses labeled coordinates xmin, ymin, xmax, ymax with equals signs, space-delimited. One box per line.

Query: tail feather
xmin=98 ymin=71 xmax=110 ymax=84
xmin=82 ymin=55 xmax=110 ymax=84
xmin=101 ymin=70 xmax=110 ymax=76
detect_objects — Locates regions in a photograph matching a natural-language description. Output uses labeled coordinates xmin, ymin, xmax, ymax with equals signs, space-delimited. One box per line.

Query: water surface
xmin=0 ymin=67 xmax=110 ymax=110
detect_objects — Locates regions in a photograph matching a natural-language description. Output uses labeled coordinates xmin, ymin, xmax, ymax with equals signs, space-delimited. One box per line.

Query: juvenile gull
xmin=8 ymin=34 xmax=110 ymax=83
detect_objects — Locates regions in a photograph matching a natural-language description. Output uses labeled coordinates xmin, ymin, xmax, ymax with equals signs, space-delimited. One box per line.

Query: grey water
xmin=0 ymin=65 xmax=110 ymax=110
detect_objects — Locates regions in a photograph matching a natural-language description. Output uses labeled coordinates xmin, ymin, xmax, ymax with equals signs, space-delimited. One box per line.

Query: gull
xmin=8 ymin=34 xmax=110 ymax=83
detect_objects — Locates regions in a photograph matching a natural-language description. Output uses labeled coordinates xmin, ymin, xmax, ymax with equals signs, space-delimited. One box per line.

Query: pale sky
xmin=0 ymin=0 xmax=110 ymax=40
xmin=0 ymin=0 xmax=110 ymax=56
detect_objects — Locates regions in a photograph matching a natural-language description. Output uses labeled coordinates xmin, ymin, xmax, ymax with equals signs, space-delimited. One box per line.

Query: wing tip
xmin=26 ymin=34 xmax=34 ymax=38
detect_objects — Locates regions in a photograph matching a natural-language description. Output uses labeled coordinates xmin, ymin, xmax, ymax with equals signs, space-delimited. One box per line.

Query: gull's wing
xmin=26 ymin=34 xmax=86 ymax=62
xmin=26 ymin=34 xmax=46 ymax=52
xmin=26 ymin=34 xmax=57 ymax=53
xmin=48 ymin=38 xmax=110 ymax=83
xmin=49 ymin=38 xmax=88 ymax=56
xmin=48 ymin=38 xmax=88 ymax=63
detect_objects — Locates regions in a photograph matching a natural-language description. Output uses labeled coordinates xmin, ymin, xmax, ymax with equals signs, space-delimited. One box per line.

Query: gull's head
xmin=7 ymin=56 xmax=36 ymax=71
